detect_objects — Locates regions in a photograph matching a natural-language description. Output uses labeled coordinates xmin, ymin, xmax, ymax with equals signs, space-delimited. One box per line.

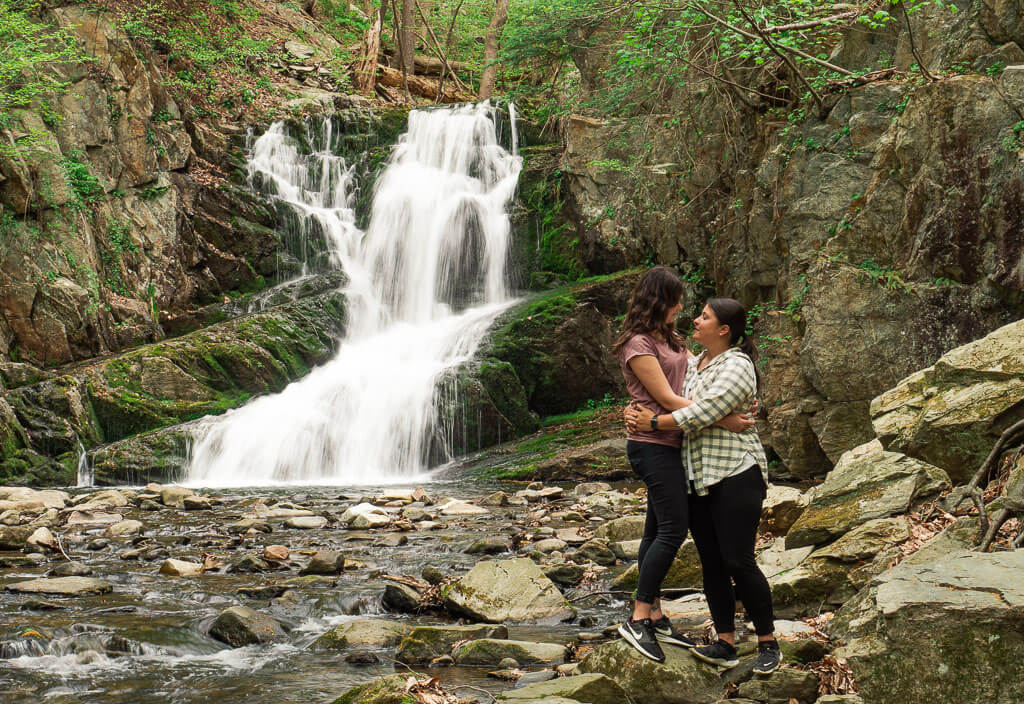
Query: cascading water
xmin=186 ymin=102 xmax=521 ymax=486
xmin=75 ymin=437 xmax=93 ymax=488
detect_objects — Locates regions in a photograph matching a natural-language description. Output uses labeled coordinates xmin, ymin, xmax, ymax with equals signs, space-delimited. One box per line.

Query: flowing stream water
xmin=186 ymin=102 xmax=522 ymax=486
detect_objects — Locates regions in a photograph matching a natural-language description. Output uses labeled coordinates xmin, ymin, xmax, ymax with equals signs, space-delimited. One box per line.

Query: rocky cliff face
xmin=543 ymin=0 xmax=1024 ymax=478
xmin=1 ymin=7 xmax=257 ymax=367
xmin=0 ymin=3 xmax=386 ymax=482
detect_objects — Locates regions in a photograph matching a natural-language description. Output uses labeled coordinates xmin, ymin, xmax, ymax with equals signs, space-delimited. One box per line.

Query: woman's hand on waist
xmin=625 ymin=402 xmax=656 ymax=433
xmin=714 ymin=411 xmax=755 ymax=433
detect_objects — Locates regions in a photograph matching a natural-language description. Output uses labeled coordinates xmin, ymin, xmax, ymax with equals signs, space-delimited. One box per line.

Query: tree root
xmin=941 ymin=419 xmax=1024 ymax=551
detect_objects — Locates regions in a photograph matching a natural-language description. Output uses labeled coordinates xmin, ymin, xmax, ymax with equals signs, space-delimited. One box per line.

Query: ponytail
xmin=707 ymin=298 xmax=760 ymax=391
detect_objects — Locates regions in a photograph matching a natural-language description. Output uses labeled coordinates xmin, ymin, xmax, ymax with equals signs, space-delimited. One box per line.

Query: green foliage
xmin=0 ymin=1 xmax=84 ymax=162
xmin=0 ymin=1 xmax=81 ymax=120
xmin=101 ymin=220 xmax=138 ymax=295
xmin=1002 ymin=120 xmax=1024 ymax=152
xmin=985 ymin=61 xmax=1006 ymax=77
xmin=857 ymin=259 xmax=912 ymax=292
xmin=115 ymin=0 xmax=275 ymax=113
xmin=61 ymin=150 xmax=104 ymax=211
xmin=317 ymin=0 xmax=369 ymax=54
xmin=139 ymin=184 xmax=170 ymax=201
xmin=520 ymin=162 xmax=583 ymax=280
xmin=585 ymin=392 xmax=622 ymax=410
xmin=784 ymin=274 xmax=809 ymax=319
xmin=500 ymin=0 xmax=956 ymax=121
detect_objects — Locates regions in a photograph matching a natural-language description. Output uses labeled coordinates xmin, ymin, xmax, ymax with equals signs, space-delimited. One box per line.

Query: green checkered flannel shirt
xmin=670 ymin=347 xmax=768 ymax=496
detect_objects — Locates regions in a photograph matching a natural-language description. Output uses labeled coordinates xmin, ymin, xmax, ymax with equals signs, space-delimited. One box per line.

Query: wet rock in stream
xmin=443 ymin=557 xmax=575 ymax=623
xmin=209 ymin=605 xmax=287 ymax=647
xmin=6 ymin=576 xmax=113 ymax=596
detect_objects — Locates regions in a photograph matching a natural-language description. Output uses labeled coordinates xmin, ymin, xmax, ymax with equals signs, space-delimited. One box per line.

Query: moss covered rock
xmin=2 ymin=290 xmax=346 ymax=485
xmin=395 ymin=623 xmax=508 ymax=664
xmin=329 ymin=674 xmax=413 ymax=704
xmin=479 ymin=272 xmax=640 ymax=417
xmin=452 ymin=638 xmax=568 ymax=666
xmin=314 ymin=619 xmax=411 ymax=650
xmin=611 ymin=540 xmax=702 ymax=591
xmin=498 ymin=673 xmax=627 ymax=703
xmin=577 ymin=640 xmax=722 ymax=703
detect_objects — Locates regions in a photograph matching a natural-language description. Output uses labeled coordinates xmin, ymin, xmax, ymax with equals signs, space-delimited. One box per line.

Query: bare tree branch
xmin=731 ymin=0 xmax=825 ymax=113
xmin=897 ymin=0 xmax=936 ymax=82
xmin=761 ymin=8 xmax=862 ymax=33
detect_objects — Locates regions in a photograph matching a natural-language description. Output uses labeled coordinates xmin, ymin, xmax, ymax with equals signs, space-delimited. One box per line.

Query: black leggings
xmin=626 ymin=440 xmax=689 ymax=604
xmin=689 ymin=465 xmax=775 ymax=636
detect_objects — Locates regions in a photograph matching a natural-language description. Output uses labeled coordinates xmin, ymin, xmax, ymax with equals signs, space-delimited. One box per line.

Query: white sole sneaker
xmin=617 ymin=623 xmax=665 ymax=663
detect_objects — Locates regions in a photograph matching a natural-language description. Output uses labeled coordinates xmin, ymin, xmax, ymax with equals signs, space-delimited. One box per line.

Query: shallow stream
xmin=0 ymin=471 xmax=631 ymax=703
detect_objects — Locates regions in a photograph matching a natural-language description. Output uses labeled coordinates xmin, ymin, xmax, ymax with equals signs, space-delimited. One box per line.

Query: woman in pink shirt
xmin=611 ymin=267 xmax=753 ymax=663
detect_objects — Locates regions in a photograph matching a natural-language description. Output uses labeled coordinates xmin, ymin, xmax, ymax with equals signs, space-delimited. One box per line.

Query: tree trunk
xmin=401 ymin=0 xmax=416 ymax=75
xmin=354 ymin=0 xmax=388 ymax=93
xmin=478 ymin=0 xmax=508 ymax=99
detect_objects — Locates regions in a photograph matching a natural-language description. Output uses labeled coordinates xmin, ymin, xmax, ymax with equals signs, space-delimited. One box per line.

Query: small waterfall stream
xmin=186 ymin=103 xmax=521 ymax=486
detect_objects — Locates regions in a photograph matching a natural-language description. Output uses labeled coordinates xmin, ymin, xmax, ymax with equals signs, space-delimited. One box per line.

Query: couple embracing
xmin=612 ymin=266 xmax=780 ymax=674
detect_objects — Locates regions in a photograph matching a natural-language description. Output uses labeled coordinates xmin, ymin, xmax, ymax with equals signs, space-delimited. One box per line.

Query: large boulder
xmin=785 ymin=440 xmax=949 ymax=549
xmin=736 ymin=667 xmax=819 ymax=703
xmin=480 ymin=274 xmax=637 ymax=416
xmin=443 ymin=558 xmax=575 ymax=623
xmin=830 ymin=550 xmax=1024 ymax=704
xmin=770 ymin=518 xmax=911 ymax=617
xmin=0 ymin=525 xmax=35 ymax=550
xmin=452 ymin=638 xmax=568 ymax=666
xmin=396 ymin=623 xmax=508 ymax=664
xmin=870 ymin=319 xmax=1024 ymax=482
xmin=577 ymin=640 xmax=723 ymax=703
xmin=0 ymin=487 xmax=69 ymax=511
xmin=760 ymin=484 xmax=809 ymax=535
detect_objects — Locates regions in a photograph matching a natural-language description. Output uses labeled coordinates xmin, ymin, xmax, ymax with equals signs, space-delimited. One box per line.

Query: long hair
xmin=611 ymin=267 xmax=685 ymax=356
xmin=707 ymin=297 xmax=760 ymax=389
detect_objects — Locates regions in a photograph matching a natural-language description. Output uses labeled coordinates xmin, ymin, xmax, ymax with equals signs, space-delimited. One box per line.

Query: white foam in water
xmin=6 ymin=642 xmax=301 ymax=679
xmin=186 ymin=102 xmax=521 ymax=486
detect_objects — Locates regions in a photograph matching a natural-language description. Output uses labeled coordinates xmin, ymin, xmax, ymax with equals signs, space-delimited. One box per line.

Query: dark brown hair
xmin=611 ymin=267 xmax=685 ymax=356
xmin=707 ymin=297 xmax=760 ymax=387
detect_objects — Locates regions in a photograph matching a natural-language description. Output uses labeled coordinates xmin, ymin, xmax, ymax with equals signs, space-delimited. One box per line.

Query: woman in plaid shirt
xmin=612 ymin=269 xmax=755 ymax=664
xmin=627 ymin=298 xmax=781 ymax=675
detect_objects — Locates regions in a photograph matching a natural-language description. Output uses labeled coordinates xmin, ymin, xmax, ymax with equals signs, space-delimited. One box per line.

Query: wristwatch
xmin=650 ymin=415 xmax=659 ymax=430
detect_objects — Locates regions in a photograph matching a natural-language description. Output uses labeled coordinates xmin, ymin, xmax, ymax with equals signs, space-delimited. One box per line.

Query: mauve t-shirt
xmin=618 ymin=333 xmax=688 ymax=447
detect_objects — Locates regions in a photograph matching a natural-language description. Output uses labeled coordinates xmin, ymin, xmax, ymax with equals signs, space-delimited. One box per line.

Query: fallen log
xmin=383 ymin=48 xmax=470 ymax=75
xmin=377 ymin=65 xmax=475 ymax=102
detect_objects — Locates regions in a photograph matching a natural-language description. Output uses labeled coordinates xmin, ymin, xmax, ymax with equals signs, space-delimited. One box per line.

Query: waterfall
xmin=75 ymin=437 xmax=93 ymax=488
xmin=185 ymin=102 xmax=521 ymax=486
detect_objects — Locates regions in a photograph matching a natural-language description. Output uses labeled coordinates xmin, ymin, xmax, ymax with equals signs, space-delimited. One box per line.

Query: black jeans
xmin=626 ymin=440 xmax=689 ymax=604
xmin=689 ymin=464 xmax=775 ymax=636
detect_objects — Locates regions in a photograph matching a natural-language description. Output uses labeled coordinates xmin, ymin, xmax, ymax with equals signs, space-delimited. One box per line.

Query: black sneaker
xmin=691 ymin=638 xmax=739 ymax=667
xmin=617 ymin=618 xmax=665 ymax=662
xmin=651 ymin=616 xmax=696 ymax=648
xmin=752 ymin=639 xmax=782 ymax=675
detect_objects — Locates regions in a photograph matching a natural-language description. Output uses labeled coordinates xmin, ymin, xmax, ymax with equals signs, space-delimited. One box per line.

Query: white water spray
xmin=76 ymin=437 xmax=93 ymax=488
xmin=186 ymin=103 xmax=521 ymax=486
